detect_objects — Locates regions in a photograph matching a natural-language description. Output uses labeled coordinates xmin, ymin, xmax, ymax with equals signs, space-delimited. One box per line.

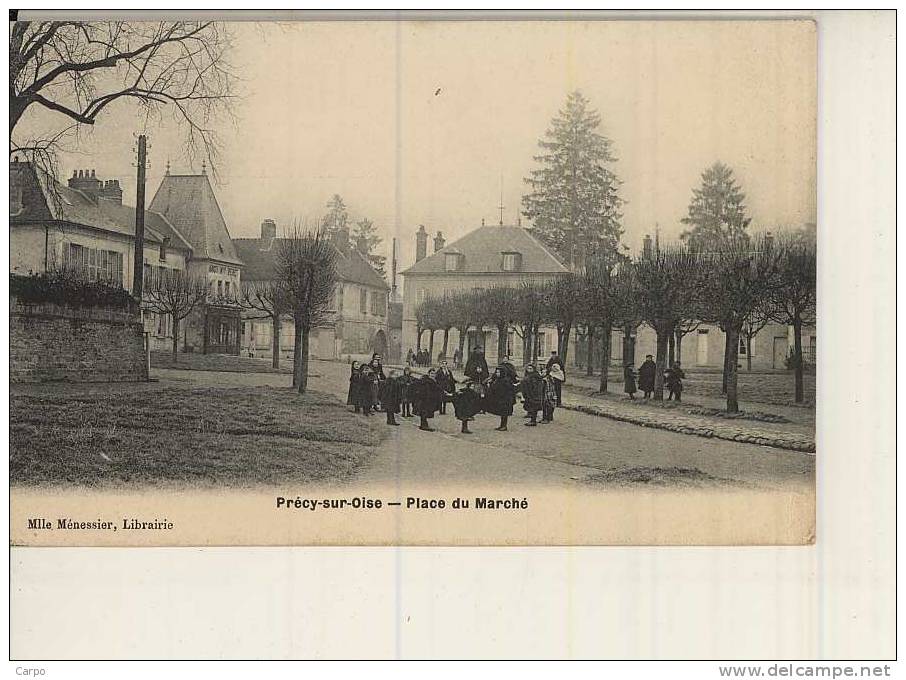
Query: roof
xmin=400 ymin=225 xmax=569 ymax=276
xmin=148 ymin=174 xmax=242 ymax=265
xmin=233 ymin=237 xmax=390 ymax=290
xmin=10 ymin=162 xmax=185 ymax=249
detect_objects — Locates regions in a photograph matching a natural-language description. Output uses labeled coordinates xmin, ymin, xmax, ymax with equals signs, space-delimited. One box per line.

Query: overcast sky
xmin=25 ymin=19 xmax=816 ymax=270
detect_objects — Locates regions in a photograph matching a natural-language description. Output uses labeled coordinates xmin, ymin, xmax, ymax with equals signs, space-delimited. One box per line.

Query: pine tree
xmin=322 ymin=194 xmax=348 ymax=240
xmin=680 ymin=162 xmax=752 ymax=251
xmin=522 ymin=91 xmax=623 ymax=268
xmin=352 ymin=218 xmax=387 ymax=279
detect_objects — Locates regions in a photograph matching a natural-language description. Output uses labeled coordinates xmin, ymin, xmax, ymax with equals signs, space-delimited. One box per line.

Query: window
xmin=501 ymin=252 xmax=522 ymax=272
xmin=739 ymin=337 xmax=748 ymax=355
xmin=334 ymin=285 xmax=344 ymax=312
xmin=64 ymin=243 xmax=123 ymax=285
xmin=416 ymin=289 xmax=427 ymax=304
xmin=444 ymin=253 xmax=461 ymax=272
xmin=224 ymin=281 xmax=231 ymax=296
xmin=217 ymin=280 xmax=223 ymax=297
xmin=370 ymin=291 xmax=386 ymax=316
xmin=359 ymin=288 xmax=367 ymax=314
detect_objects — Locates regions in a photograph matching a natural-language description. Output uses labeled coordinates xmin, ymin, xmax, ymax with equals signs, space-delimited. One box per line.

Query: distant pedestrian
xmin=399 ymin=366 xmax=415 ymax=417
xmin=452 ymin=347 xmax=462 ymax=370
xmin=406 ymin=348 xmax=414 ymax=366
xmin=666 ymin=361 xmax=685 ymax=402
xmin=623 ymin=363 xmax=637 ymax=400
xmin=483 ymin=366 xmax=517 ymax=431
xmin=380 ymin=370 xmax=403 ymax=426
xmin=464 ymin=346 xmax=489 ymax=384
xmin=347 ymin=360 xmax=361 ymax=411
xmin=452 ymin=380 xmax=482 ymax=434
xmin=520 ymin=364 xmax=545 ymax=426
xmin=638 ymin=354 xmax=656 ymax=399
xmin=545 ymin=349 xmax=565 ymax=406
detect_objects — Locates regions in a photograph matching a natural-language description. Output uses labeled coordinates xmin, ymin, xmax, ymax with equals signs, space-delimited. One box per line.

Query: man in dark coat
xmin=545 ymin=350 xmax=565 ymax=406
xmin=519 ymin=364 xmax=545 ymax=426
xmin=464 ymin=346 xmax=490 ymax=384
xmin=435 ymin=361 xmax=457 ymax=414
xmin=399 ymin=366 xmax=415 ymax=417
xmin=638 ymin=354 xmax=656 ymax=399
xmin=452 ymin=380 xmax=482 ymax=434
xmin=483 ymin=367 xmax=517 ymax=431
xmin=412 ymin=369 xmax=448 ymax=431
xmin=380 ymin=370 xmax=403 ymax=425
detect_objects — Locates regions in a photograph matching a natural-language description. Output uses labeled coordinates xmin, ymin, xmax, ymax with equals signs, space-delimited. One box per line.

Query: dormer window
xmin=501 ymin=251 xmax=522 ymax=272
xmin=444 ymin=251 xmax=463 ymax=272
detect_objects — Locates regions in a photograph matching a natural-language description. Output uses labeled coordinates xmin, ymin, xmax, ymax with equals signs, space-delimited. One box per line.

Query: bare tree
xmin=631 ymin=246 xmax=702 ymax=400
xmin=701 ymin=234 xmax=781 ymax=412
xmin=583 ymin=256 xmax=619 ymax=394
xmin=477 ymin=287 xmax=517 ymax=365
xmin=673 ymin=318 xmax=701 ymax=366
xmin=142 ymin=269 xmax=208 ymax=362
xmin=276 ymin=224 xmax=338 ymax=394
xmin=768 ymin=233 xmax=817 ymax=403
xmin=512 ymin=284 xmax=544 ymax=365
xmin=539 ymin=275 xmax=579 ymax=364
xmin=10 ymin=21 xmax=235 ymax=176
xmin=741 ymin=304 xmax=772 ymax=372
xmin=238 ymin=279 xmax=290 ymax=369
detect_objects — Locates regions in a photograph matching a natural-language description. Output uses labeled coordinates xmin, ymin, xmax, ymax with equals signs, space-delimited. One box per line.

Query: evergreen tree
xmin=522 ymin=90 xmax=623 ymax=268
xmin=322 ymin=194 xmax=348 ymax=240
xmin=352 ymin=218 xmax=387 ymax=279
xmin=680 ymin=162 xmax=752 ymax=251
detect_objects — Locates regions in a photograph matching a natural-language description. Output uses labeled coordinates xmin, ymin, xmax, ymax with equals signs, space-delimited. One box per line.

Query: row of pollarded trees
xmin=142 ymin=224 xmax=338 ymax=394
xmin=415 ymin=232 xmax=816 ymax=412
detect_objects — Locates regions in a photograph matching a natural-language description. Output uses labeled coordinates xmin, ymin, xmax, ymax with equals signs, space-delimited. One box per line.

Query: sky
xmin=19 ymin=19 xmax=817 ymax=271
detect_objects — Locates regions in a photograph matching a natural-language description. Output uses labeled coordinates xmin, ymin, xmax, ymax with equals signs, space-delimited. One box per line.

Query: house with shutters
xmin=233 ymin=219 xmax=391 ymax=361
xmin=399 ymin=223 xmax=570 ymax=363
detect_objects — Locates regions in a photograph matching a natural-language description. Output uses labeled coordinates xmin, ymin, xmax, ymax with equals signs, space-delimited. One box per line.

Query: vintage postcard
xmin=9 ymin=16 xmax=816 ymax=546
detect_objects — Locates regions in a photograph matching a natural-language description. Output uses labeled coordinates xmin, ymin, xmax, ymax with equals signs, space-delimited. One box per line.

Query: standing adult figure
xmin=638 ymin=354 xmax=657 ymax=399
xmin=347 ymin=361 xmax=361 ymax=411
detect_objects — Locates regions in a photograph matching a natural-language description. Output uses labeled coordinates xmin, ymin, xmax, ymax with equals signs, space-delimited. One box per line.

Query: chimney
xmin=433 ymin=231 xmax=445 ymax=253
xmin=98 ymin=179 xmax=123 ymax=205
xmin=260 ymin=219 xmax=277 ymax=240
xmin=642 ymin=234 xmax=652 ymax=258
xmin=159 ymin=236 xmax=170 ymax=261
xmin=355 ymin=234 xmax=368 ymax=255
xmin=415 ymin=224 xmax=428 ymax=262
xmin=68 ymin=168 xmax=102 ymax=202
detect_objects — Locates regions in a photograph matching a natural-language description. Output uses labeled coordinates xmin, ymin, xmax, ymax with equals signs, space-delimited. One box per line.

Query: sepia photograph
xmin=9 ymin=16 xmax=817 ymax=546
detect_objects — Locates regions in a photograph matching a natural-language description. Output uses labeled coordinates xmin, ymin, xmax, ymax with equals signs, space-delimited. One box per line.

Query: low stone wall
xmin=10 ymin=297 xmax=148 ymax=383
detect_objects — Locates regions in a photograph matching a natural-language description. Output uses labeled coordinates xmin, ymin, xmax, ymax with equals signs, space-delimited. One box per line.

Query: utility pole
xmin=391 ymin=237 xmax=398 ymax=302
xmin=132 ymin=134 xmax=147 ymax=300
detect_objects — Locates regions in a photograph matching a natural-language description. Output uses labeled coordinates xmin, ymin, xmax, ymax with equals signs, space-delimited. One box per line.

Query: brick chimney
xmin=98 ymin=179 xmax=123 ymax=205
xmin=415 ymin=224 xmax=428 ymax=262
xmin=260 ymin=219 xmax=277 ymax=240
xmin=433 ymin=230 xmax=445 ymax=253
xmin=68 ymin=169 xmax=102 ymax=201
xmin=642 ymin=234 xmax=652 ymax=258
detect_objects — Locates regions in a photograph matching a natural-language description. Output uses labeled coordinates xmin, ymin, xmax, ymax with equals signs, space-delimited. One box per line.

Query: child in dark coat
xmin=666 ymin=362 xmax=686 ymax=401
xmin=483 ymin=367 xmax=517 ymax=431
xmin=358 ymin=365 xmax=377 ymax=415
xmin=452 ymin=380 xmax=482 ymax=434
xmin=347 ymin=361 xmax=361 ymax=411
xmin=623 ymin=364 xmax=637 ymax=400
xmin=520 ymin=364 xmax=545 ymax=426
xmin=380 ymin=370 xmax=403 ymax=425
xmin=399 ymin=366 xmax=415 ymax=417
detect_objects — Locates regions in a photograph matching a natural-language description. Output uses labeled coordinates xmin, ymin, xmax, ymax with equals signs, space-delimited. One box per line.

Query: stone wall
xmin=10 ymin=297 xmax=148 ymax=383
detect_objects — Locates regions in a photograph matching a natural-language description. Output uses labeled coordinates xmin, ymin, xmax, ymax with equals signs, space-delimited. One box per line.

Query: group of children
xmin=345 ymin=349 xmax=566 ymax=435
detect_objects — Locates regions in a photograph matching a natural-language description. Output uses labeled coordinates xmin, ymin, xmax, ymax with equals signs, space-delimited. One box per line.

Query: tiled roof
xmin=10 ymin=162 xmax=183 ymax=249
xmin=233 ymin=237 xmax=390 ymax=290
xmin=148 ymin=174 xmax=242 ymax=265
xmin=400 ymin=225 xmax=569 ymax=276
